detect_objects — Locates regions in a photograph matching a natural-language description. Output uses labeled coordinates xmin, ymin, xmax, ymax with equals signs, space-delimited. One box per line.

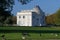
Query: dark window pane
xmin=19 ymin=16 xmax=21 ymax=18
xmin=23 ymin=16 xmax=25 ymax=18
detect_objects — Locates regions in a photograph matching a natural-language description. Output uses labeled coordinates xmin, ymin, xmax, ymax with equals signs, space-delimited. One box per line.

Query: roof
xmin=17 ymin=5 xmax=44 ymax=15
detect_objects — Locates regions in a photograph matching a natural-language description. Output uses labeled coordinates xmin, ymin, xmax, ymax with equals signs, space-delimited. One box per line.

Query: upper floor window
xmin=23 ymin=16 xmax=25 ymax=18
xmin=19 ymin=16 xmax=21 ymax=18
xmin=19 ymin=16 xmax=25 ymax=19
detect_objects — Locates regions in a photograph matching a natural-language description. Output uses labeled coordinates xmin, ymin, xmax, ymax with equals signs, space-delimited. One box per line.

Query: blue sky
xmin=12 ymin=0 xmax=60 ymax=16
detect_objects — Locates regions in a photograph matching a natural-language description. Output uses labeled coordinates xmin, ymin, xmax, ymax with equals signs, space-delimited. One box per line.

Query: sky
xmin=12 ymin=0 xmax=60 ymax=16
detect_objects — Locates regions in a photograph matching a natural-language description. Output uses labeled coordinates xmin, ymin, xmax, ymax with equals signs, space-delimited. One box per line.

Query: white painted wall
xmin=17 ymin=11 xmax=45 ymax=26
xmin=17 ymin=12 xmax=32 ymax=26
xmin=17 ymin=5 xmax=46 ymax=26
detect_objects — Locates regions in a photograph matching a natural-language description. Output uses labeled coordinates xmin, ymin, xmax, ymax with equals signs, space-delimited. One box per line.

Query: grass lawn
xmin=0 ymin=27 xmax=60 ymax=40
xmin=0 ymin=27 xmax=60 ymax=33
xmin=0 ymin=26 xmax=60 ymax=30
xmin=0 ymin=33 xmax=60 ymax=40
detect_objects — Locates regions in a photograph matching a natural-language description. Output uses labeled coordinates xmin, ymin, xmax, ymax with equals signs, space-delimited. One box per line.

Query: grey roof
xmin=33 ymin=5 xmax=43 ymax=14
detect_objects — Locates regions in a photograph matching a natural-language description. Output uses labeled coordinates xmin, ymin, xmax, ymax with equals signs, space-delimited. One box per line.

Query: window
xmin=19 ymin=16 xmax=21 ymax=18
xmin=37 ymin=18 xmax=39 ymax=21
xmin=23 ymin=16 xmax=25 ymax=18
xmin=33 ymin=15 xmax=35 ymax=18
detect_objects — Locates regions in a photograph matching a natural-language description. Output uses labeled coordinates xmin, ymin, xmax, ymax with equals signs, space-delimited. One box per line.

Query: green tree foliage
xmin=0 ymin=0 xmax=32 ymax=24
xmin=0 ymin=0 xmax=14 ymax=23
xmin=4 ymin=17 xmax=13 ymax=24
xmin=54 ymin=9 xmax=60 ymax=24
xmin=46 ymin=9 xmax=60 ymax=25
xmin=56 ymin=9 xmax=60 ymax=18
xmin=18 ymin=0 xmax=32 ymax=5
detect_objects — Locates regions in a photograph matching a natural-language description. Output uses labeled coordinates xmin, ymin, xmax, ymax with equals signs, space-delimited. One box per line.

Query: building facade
xmin=17 ymin=5 xmax=46 ymax=26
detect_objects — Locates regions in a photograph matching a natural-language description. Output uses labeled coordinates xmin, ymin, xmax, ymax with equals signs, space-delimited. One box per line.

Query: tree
xmin=54 ymin=9 xmax=60 ymax=24
xmin=46 ymin=9 xmax=60 ymax=25
xmin=0 ymin=0 xmax=33 ymax=24
xmin=18 ymin=0 xmax=33 ymax=5
xmin=0 ymin=0 xmax=14 ymax=23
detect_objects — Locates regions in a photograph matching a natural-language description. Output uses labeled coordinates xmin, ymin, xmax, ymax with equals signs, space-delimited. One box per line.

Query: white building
xmin=17 ymin=5 xmax=46 ymax=26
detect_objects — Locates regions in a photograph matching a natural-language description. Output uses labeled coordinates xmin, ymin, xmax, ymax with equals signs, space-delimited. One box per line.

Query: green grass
xmin=0 ymin=33 xmax=22 ymax=40
xmin=0 ymin=33 xmax=60 ymax=40
xmin=0 ymin=26 xmax=60 ymax=40
xmin=0 ymin=26 xmax=60 ymax=30
xmin=0 ymin=26 xmax=60 ymax=33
